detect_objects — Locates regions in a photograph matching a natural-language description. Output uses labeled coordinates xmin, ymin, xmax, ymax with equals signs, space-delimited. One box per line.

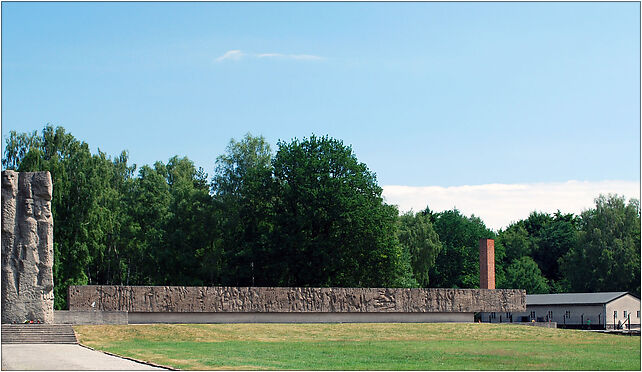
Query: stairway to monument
xmin=1 ymin=324 xmax=78 ymax=344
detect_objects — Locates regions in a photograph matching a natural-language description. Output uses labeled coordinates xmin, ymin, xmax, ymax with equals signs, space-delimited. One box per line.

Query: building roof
xmin=526 ymin=292 xmax=636 ymax=306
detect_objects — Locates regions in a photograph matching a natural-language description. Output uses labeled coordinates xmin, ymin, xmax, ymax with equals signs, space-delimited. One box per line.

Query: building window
xmin=614 ymin=311 xmax=617 ymax=318
xmin=565 ymin=310 xmax=571 ymax=318
xmin=530 ymin=311 xmax=536 ymax=319
xmin=491 ymin=312 xmax=496 ymax=319
xmin=547 ymin=311 xmax=553 ymax=319
xmin=637 ymin=311 xmax=640 ymax=318
xmin=624 ymin=311 xmax=628 ymax=318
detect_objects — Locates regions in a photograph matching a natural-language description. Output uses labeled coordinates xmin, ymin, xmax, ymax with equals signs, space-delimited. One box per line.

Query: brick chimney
xmin=479 ymin=239 xmax=495 ymax=289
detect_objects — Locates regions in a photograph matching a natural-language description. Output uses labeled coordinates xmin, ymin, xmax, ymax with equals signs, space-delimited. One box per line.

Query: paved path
xmin=1 ymin=344 xmax=167 ymax=370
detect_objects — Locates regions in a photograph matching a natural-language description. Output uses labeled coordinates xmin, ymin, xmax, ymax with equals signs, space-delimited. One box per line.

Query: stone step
xmin=2 ymin=337 xmax=78 ymax=343
xmin=1 ymin=324 xmax=78 ymax=344
xmin=1 ymin=327 xmax=76 ymax=332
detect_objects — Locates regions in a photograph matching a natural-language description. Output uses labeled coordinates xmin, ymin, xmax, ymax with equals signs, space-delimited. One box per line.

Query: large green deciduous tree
xmin=211 ymin=134 xmax=274 ymax=286
xmin=562 ymin=194 xmax=640 ymax=296
xmin=125 ymin=163 xmax=172 ymax=285
xmin=497 ymin=224 xmax=532 ymax=264
xmin=501 ymin=256 xmax=550 ymax=294
xmin=528 ymin=212 xmax=578 ymax=289
xmin=161 ymin=156 xmax=214 ymax=285
xmin=397 ymin=211 xmax=442 ymax=287
xmin=271 ymin=135 xmax=404 ymax=287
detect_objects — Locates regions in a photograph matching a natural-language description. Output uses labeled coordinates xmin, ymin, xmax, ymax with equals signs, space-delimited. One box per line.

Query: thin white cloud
xmin=215 ymin=50 xmax=245 ymax=62
xmin=382 ymin=180 xmax=640 ymax=231
xmin=216 ymin=50 xmax=324 ymax=62
xmin=257 ymin=53 xmax=284 ymax=58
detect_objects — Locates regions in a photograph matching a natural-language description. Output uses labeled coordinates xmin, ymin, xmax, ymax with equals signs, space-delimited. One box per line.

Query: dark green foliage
xmin=397 ymin=211 xmax=442 ymax=287
xmin=164 ymin=157 xmax=216 ymax=285
xmin=498 ymin=211 xmax=579 ymax=293
xmin=502 ymin=256 xmax=550 ymax=294
xmin=211 ymin=134 xmax=274 ymax=286
xmin=561 ymin=195 xmax=641 ymax=296
xmin=497 ymin=224 xmax=532 ymax=263
xmin=530 ymin=212 xmax=578 ymax=284
xmin=124 ymin=163 xmax=171 ymax=285
xmin=109 ymin=158 xmax=216 ymax=287
xmin=271 ymin=135 xmax=405 ymax=287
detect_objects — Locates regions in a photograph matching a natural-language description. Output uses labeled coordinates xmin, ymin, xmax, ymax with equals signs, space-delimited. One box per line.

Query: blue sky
xmin=2 ymin=2 xmax=639 ymax=228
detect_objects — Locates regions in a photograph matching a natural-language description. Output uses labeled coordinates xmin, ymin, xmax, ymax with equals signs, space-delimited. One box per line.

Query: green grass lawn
xmin=74 ymin=323 xmax=640 ymax=370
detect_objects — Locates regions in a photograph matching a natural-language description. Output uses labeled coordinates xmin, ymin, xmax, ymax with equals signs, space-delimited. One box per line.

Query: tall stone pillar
xmin=479 ymin=238 xmax=495 ymax=289
xmin=1 ymin=171 xmax=54 ymax=323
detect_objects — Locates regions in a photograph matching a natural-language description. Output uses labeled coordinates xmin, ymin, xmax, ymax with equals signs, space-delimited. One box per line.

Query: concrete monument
xmin=69 ymin=286 xmax=525 ymax=313
xmin=1 ymin=171 xmax=54 ymax=323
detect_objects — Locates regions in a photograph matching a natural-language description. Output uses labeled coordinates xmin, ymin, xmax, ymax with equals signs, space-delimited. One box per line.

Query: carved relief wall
xmin=1 ymin=171 xmax=54 ymax=323
xmin=69 ymin=286 xmax=526 ymax=313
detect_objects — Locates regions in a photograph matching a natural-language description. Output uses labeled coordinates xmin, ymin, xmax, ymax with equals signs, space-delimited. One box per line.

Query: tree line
xmin=3 ymin=125 xmax=640 ymax=309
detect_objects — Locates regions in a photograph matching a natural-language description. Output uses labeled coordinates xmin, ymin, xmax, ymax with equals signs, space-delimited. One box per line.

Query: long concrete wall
xmin=127 ymin=312 xmax=474 ymax=324
xmin=52 ymin=310 xmax=473 ymax=324
xmin=54 ymin=310 xmax=128 ymax=325
xmin=69 ymin=286 xmax=526 ymax=313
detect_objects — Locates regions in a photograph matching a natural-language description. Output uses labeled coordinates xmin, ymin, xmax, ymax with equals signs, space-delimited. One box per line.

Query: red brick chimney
xmin=479 ymin=239 xmax=495 ymax=289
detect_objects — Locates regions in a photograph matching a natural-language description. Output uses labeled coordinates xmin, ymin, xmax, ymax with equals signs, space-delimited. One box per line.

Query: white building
xmin=483 ymin=292 xmax=640 ymax=329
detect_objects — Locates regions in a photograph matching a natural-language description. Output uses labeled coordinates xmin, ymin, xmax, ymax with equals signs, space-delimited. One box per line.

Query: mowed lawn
xmin=74 ymin=323 xmax=640 ymax=370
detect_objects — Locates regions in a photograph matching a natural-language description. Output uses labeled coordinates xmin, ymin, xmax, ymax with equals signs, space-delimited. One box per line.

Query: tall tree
xmin=497 ymin=224 xmax=532 ymax=264
xmin=162 ymin=156 xmax=216 ymax=285
xmin=124 ymin=163 xmax=171 ymax=285
xmin=397 ymin=211 xmax=442 ymax=287
xmin=527 ymin=212 xmax=578 ymax=287
xmin=501 ymin=256 xmax=550 ymax=294
xmin=271 ymin=135 xmax=405 ymax=287
xmin=562 ymin=194 xmax=641 ymax=295
xmin=83 ymin=150 xmax=128 ymax=287
xmin=103 ymin=151 xmax=137 ymax=286
xmin=211 ymin=134 xmax=274 ymax=286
